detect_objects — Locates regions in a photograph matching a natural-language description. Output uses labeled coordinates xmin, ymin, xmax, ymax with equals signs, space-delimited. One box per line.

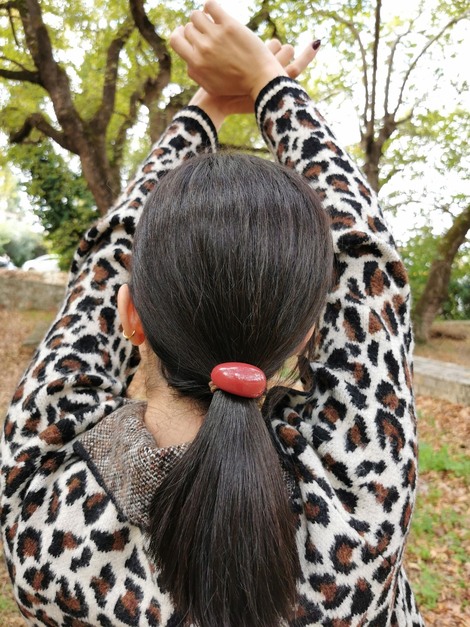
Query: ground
xmin=0 ymin=309 xmax=468 ymax=626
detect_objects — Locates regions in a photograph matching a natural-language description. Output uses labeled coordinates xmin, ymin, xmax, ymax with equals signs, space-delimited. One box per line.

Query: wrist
xmin=188 ymin=90 xmax=226 ymax=131
xmin=249 ymin=63 xmax=289 ymax=102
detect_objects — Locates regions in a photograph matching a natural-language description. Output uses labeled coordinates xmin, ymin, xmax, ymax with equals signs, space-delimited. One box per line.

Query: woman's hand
xmin=171 ymin=1 xmax=288 ymax=101
xmin=187 ymin=38 xmax=320 ymax=128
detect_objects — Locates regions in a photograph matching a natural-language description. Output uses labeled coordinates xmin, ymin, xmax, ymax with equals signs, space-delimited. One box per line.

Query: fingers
xmin=286 ymin=41 xmax=320 ymax=78
xmin=170 ymin=25 xmax=193 ymax=61
xmin=266 ymin=38 xmax=282 ymax=54
xmin=191 ymin=9 xmax=213 ymax=34
xmin=203 ymin=0 xmax=228 ymax=24
xmin=183 ymin=22 xmax=199 ymax=45
xmin=275 ymin=44 xmax=295 ymax=68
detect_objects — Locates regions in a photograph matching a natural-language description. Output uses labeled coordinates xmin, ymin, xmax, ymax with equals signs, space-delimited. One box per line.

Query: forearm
xmin=2 ymin=108 xmax=218 ymax=467
xmin=255 ymin=76 xmax=412 ymax=353
xmin=255 ymin=77 xmax=390 ymax=240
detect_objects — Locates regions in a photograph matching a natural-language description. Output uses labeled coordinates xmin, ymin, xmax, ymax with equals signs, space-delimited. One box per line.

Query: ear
xmin=117 ymin=284 xmax=146 ymax=346
xmin=293 ymin=324 xmax=316 ymax=356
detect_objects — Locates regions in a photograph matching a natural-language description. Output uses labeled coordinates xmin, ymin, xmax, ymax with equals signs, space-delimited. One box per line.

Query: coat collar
xmin=74 ymin=388 xmax=307 ymax=532
xmin=74 ymin=400 xmax=189 ymax=530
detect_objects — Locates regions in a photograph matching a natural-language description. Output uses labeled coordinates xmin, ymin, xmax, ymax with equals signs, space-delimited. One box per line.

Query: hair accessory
xmin=122 ymin=329 xmax=136 ymax=340
xmin=209 ymin=362 xmax=266 ymax=399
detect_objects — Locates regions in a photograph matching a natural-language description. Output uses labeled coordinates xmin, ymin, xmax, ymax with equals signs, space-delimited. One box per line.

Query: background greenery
xmin=1 ymin=0 xmax=468 ymax=337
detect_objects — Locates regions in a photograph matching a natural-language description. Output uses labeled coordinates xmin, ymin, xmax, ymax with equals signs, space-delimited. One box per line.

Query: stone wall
xmin=414 ymin=356 xmax=470 ymax=406
xmin=0 ymin=271 xmax=66 ymax=311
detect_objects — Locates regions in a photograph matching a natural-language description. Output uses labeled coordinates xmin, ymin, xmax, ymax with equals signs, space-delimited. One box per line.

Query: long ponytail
xmin=131 ymin=152 xmax=334 ymax=626
xmin=149 ymin=392 xmax=298 ymax=626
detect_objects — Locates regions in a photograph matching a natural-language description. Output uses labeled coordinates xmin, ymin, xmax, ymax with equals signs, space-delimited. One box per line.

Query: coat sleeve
xmin=256 ymin=77 xmax=423 ymax=624
xmin=1 ymin=108 xmax=217 ymax=488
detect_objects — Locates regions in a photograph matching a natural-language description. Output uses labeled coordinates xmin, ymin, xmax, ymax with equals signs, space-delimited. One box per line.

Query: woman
xmin=1 ymin=3 xmax=424 ymax=626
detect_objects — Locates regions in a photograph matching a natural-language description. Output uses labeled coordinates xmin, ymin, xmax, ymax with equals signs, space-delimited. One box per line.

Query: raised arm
xmin=171 ymin=1 xmax=413 ymax=372
xmin=256 ymin=77 xmax=413 ymax=377
xmin=1 ymin=107 xmax=217 ymax=484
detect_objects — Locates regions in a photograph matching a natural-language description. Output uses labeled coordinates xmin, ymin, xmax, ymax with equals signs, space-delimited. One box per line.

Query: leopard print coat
xmin=1 ymin=77 xmax=424 ymax=626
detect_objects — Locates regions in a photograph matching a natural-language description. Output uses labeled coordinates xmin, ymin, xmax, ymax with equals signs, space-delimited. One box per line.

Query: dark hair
xmin=130 ymin=152 xmax=334 ymax=627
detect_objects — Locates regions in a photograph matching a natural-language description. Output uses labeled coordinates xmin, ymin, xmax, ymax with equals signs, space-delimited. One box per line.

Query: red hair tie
xmin=209 ymin=362 xmax=266 ymax=399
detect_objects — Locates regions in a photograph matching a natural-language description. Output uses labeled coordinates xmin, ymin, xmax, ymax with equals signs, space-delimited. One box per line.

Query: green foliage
xmin=8 ymin=142 xmax=97 ymax=268
xmin=411 ymin=565 xmax=442 ymax=610
xmin=400 ymin=228 xmax=470 ymax=319
xmin=218 ymin=114 xmax=265 ymax=152
xmin=47 ymin=203 xmax=98 ymax=270
xmin=0 ymin=0 xmax=200 ymax=177
xmin=0 ymin=593 xmax=19 ymax=614
xmin=408 ymin=472 xmax=469 ymax=610
xmin=1 ymin=0 xmax=469 ymax=290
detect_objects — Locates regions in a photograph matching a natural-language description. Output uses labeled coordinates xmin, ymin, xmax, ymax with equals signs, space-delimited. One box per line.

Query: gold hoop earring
xmin=122 ymin=329 xmax=136 ymax=340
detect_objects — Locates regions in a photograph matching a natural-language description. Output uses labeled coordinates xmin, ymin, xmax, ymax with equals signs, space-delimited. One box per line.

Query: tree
xmin=0 ymin=0 xmax=195 ymax=213
xmin=267 ymin=0 xmax=470 ymax=340
xmin=0 ymin=221 xmax=45 ymax=266
xmin=1 ymin=0 xmax=469 ymax=338
xmin=0 ymin=0 xmax=289 ymax=267
xmin=412 ymin=204 xmax=470 ymax=339
xmin=400 ymin=228 xmax=470 ymax=322
xmin=384 ymin=106 xmax=470 ymax=340
xmin=8 ymin=141 xmax=97 ymax=268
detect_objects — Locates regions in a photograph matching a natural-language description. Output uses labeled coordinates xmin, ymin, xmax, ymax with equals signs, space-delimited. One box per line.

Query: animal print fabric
xmin=1 ymin=78 xmax=424 ymax=626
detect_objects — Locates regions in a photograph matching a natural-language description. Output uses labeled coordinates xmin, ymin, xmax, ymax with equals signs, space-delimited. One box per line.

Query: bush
xmin=0 ymin=222 xmax=46 ymax=267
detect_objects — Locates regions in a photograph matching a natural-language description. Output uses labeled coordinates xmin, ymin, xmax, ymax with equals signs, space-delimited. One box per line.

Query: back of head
xmin=131 ymin=152 xmax=334 ymax=627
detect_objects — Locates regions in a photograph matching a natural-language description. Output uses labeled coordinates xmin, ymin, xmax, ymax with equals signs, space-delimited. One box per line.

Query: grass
xmin=0 ymin=594 xmax=18 ymax=613
xmin=405 ymin=407 xmax=470 ymax=621
xmin=407 ymin=493 xmax=469 ymax=612
xmin=418 ymin=442 xmax=470 ymax=479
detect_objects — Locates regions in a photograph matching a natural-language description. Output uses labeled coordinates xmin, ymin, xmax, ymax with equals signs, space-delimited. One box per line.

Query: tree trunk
xmin=361 ymin=114 xmax=398 ymax=192
xmin=361 ymin=138 xmax=381 ymax=192
xmin=77 ymin=136 xmax=121 ymax=214
xmin=413 ymin=204 xmax=470 ymax=342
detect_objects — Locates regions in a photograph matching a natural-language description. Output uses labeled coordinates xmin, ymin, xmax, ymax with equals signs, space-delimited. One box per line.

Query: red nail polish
xmin=312 ymin=39 xmax=321 ymax=50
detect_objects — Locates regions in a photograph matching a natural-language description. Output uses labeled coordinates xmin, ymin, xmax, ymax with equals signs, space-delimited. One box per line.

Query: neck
xmin=144 ymin=391 xmax=205 ymax=448
xmin=142 ymin=347 xmax=205 ymax=448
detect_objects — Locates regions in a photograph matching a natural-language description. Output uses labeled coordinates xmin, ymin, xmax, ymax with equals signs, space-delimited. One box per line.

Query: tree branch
xmin=110 ymin=86 xmax=142 ymax=171
xmin=0 ymin=55 xmax=33 ymax=72
xmin=0 ymin=65 xmax=42 ymax=84
xmin=90 ymin=18 xmax=134 ymax=133
xmin=384 ymin=20 xmax=415 ymax=114
xmin=0 ymin=1 xmax=18 ymax=10
xmin=413 ymin=203 xmax=470 ymax=340
xmin=20 ymin=0 xmax=83 ymax=135
xmin=379 ymin=165 xmax=403 ymax=188
xmin=396 ymin=110 xmax=414 ymax=126
xmin=246 ymin=0 xmax=279 ymax=37
xmin=1 ymin=0 xmax=21 ymax=46
xmin=129 ymin=0 xmax=171 ymax=69
xmin=316 ymin=10 xmax=369 ymax=127
xmin=128 ymin=0 xmax=172 ymax=132
xmin=9 ymin=112 xmax=74 ymax=151
xmin=394 ymin=9 xmax=470 ymax=116
xmin=369 ymin=0 xmax=382 ymax=138
xmin=147 ymin=87 xmax=195 ymax=142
